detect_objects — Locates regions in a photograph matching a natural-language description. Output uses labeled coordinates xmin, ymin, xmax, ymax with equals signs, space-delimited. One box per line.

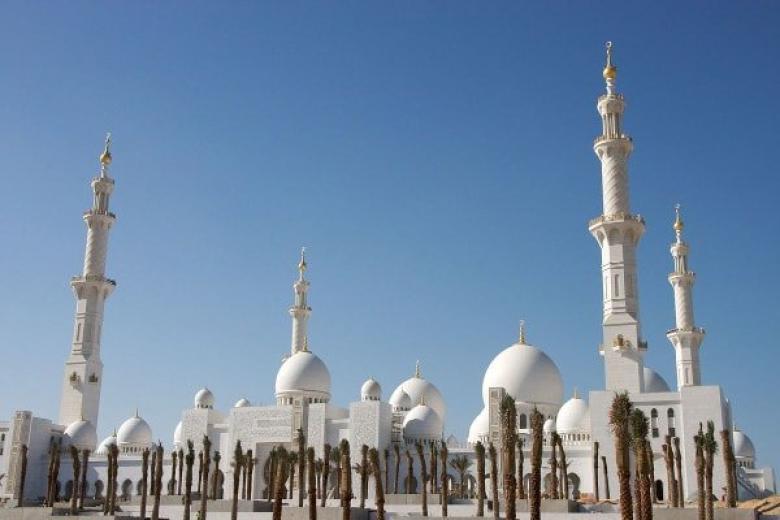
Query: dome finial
xmin=673 ymin=203 xmax=684 ymax=241
xmin=298 ymin=247 xmax=307 ymax=278
xmin=573 ymin=387 xmax=579 ymax=399
xmin=99 ymin=132 xmax=112 ymax=176
xmin=134 ymin=407 xmax=139 ymax=418
xmin=414 ymin=360 xmax=421 ymax=378
xmin=518 ymin=319 xmax=526 ymax=344
xmin=603 ymin=41 xmax=617 ymax=93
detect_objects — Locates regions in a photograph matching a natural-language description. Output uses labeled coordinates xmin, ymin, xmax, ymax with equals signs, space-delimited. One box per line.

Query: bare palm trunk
xmin=339 ymin=440 xmax=351 ymax=520
xmin=695 ymin=429 xmax=705 ymax=520
xmin=171 ymin=451 xmax=178 ymax=498
xmin=46 ymin=441 xmax=56 ymax=507
xmin=517 ymin=438 xmax=525 ymax=500
xmin=500 ymin=395 xmax=517 ymax=520
xmin=232 ymin=441 xmax=243 ymax=520
xmin=609 ymin=392 xmax=633 ymax=520
xmin=488 ymin=443 xmax=498 ymax=520
xmin=475 ymin=442 xmax=486 ymax=517
xmin=720 ymin=430 xmax=736 ymax=507
xmin=360 ymin=445 xmax=368 ymax=508
xmin=197 ymin=452 xmax=204 ymax=495
xmin=674 ymin=438 xmax=684 ymax=506
xmin=110 ymin=445 xmax=119 ymax=515
xmin=602 ymin=456 xmax=610 ymax=500
xmin=246 ymin=450 xmax=254 ymax=500
xmin=430 ymin=443 xmax=438 ymax=495
xmin=200 ymin=436 xmax=211 ymax=520
xmin=550 ymin=432 xmax=559 ymax=500
xmin=184 ymin=441 xmax=195 ymax=520
xmin=383 ymin=449 xmax=390 ymax=496
xmin=178 ymin=448 xmax=184 ymax=495
xmin=393 ymin=445 xmax=400 ymax=494
xmin=441 ymin=444 xmax=449 ymax=518
xmin=307 ymin=448 xmax=317 ymax=520
xmin=141 ymin=448 xmax=150 ymax=520
xmin=17 ymin=444 xmax=28 ymax=508
xmin=646 ymin=442 xmax=655 ymax=504
xmin=152 ymin=444 xmax=163 ymax=520
xmin=530 ymin=409 xmax=543 ymax=520
xmin=369 ymin=449 xmax=385 ymax=520
xmin=558 ymin=437 xmax=569 ymax=500
xmin=321 ymin=445 xmax=331 ymax=507
xmin=416 ymin=442 xmax=428 ymax=517
xmin=405 ymin=451 xmax=413 ymax=495
xmin=79 ymin=450 xmax=90 ymax=510
xmin=663 ymin=439 xmax=676 ymax=507
xmin=70 ymin=446 xmax=81 ymax=515
xmin=272 ymin=449 xmax=288 ymax=520
xmin=593 ymin=442 xmax=600 ymax=501
xmin=298 ymin=430 xmax=306 ymax=508
xmin=211 ymin=451 xmax=221 ymax=499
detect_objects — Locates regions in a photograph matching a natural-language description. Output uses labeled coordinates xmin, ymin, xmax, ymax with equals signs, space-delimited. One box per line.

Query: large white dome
xmin=468 ymin=408 xmax=489 ymax=444
xmin=389 ymin=365 xmax=446 ymax=421
xmin=482 ymin=341 xmax=564 ymax=407
xmin=642 ymin=367 xmax=671 ymax=393
xmin=555 ymin=393 xmax=591 ymax=434
xmin=234 ymin=398 xmax=251 ymax=408
xmin=117 ymin=413 xmax=153 ymax=448
xmin=732 ymin=428 xmax=755 ymax=460
xmin=194 ymin=387 xmax=215 ymax=409
xmin=361 ymin=378 xmax=381 ymax=401
xmin=64 ymin=420 xmax=98 ymax=451
xmin=403 ymin=404 xmax=443 ymax=441
xmin=275 ymin=351 xmax=331 ymax=400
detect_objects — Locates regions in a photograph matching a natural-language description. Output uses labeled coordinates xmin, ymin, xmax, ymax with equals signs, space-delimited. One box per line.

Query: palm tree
xmin=321 ymin=444 xmax=331 ymax=507
xmin=246 ymin=449 xmax=254 ymax=500
xmin=51 ymin=441 xmax=61 ymax=507
xmin=416 ymin=442 xmax=428 ymax=517
xmin=517 ymin=437 xmax=525 ymax=500
xmin=272 ymin=448 xmax=288 ymax=520
xmin=152 ymin=444 xmax=164 ymax=520
xmin=45 ymin=440 xmax=56 ymax=507
xmin=69 ymin=446 xmax=81 ymax=515
xmin=393 ymin=444 xmax=400 ymax=494
xmin=200 ymin=436 xmax=212 ymax=520
xmin=79 ymin=449 xmax=90 ymax=510
xmin=383 ymin=448 xmax=390 ymax=495
xmin=339 ymin=439 xmax=352 ymax=520
xmin=331 ymin=446 xmax=341 ymax=500
xmin=360 ymin=445 xmax=369 ymax=507
xmin=593 ymin=442 xmax=600 ymax=501
xmin=211 ymin=451 xmax=222 ymax=499
xmin=695 ymin=426 xmax=705 ymax=520
xmin=550 ymin=431 xmax=559 ymax=499
xmin=488 ymin=443 xmax=498 ymax=520
xmin=288 ymin=451 xmax=298 ymax=501
xmin=440 ymin=443 xmax=449 ymax=518
xmin=430 ymin=442 xmax=438 ymax=495
xmin=720 ymin=429 xmax=736 ymax=507
xmin=184 ymin=440 xmax=195 ymax=520
xmin=674 ymin=437 xmax=684 ymax=506
xmin=369 ymin=448 xmax=385 ymax=520
xmin=405 ymin=451 xmax=413 ymax=495
xmin=297 ymin=429 xmax=306 ymax=508
xmin=475 ymin=441 xmax=486 ymax=517
xmin=109 ymin=443 xmax=119 ymax=515
xmin=609 ymin=392 xmax=633 ymax=520
xmin=151 ymin=449 xmax=158 ymax=496
xmin=557 ymin=435 xmax=569 ymax=500
xmin=601 ymin=456 xmax=610 ymax=500
xmin=449 ymin=455 xmax=471 ymax=501
xmin=703 ymin=421 xmax=718 ymax=520
xmin=500 ymin=395 xmax=517 ymax=520
xmin=178 ymin=448 xmax=184 ymax=495
xmin=646 ymin=442 xmax=656 ymax=504
xmin=232 ymin=441 xmax=244 ymax=520
xmin=307 ymin=447 xmax=317 ymax=520
xmin=663 ymin=437 xmax=677 ymax=506
xmin=171 ymin=451 xmax=178 ymax=497
xmin=630 ymin=409 xmax=651 ymax=520
xmin=529 ymin=409 xmax=543 ymax=520
xmin=197 ymin=452 xmax=204 ymax=495
xmin=17 ymin=444 xmax=28 ymax=508
xmin=141 ymin=448 xmax=150 ymax=520
xmin=102 ymin=445 xmax=111 ymax=514
xmin=315 ymin=459 xmax=323 ymax=500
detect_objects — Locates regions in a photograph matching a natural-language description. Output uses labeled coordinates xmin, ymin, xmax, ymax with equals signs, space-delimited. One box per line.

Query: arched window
xmin=519 ymin=414 xmax=527 ymax=429
xmin=650 ymin=409 xmax=659 ymax=438
xmin=667 ymin=408 xmax=675 ymax=437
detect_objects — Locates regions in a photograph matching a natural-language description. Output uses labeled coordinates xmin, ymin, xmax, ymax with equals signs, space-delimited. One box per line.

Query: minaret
xmin=588 ymin=42 xmax=646 ymax=393
xmin=58 ymin=134 xmax=117 ymax=427
xmin=289 ymin=247 xmax=311 ymax=355
xmin=666 ymin=205 xmax=705 ymax=389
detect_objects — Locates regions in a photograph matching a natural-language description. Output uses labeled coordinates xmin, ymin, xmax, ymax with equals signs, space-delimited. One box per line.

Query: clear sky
xmin=1 ymin=2 xmax=778 ymax=473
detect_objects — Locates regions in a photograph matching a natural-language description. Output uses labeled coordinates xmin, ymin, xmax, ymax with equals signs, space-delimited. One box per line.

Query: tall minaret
xmin=289 ymin=248 xmax=311 ymax=355
xmin=58 ymin=134 xmax=117 ymax=427
xmin=666 ymin=205 xmax=705 ymax=389
xmin=588 ymin=42 xmax=646 ymax=393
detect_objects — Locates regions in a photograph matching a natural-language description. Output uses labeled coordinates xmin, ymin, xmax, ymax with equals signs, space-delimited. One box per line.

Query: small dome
xmin=403 ymin=404 xmax=443 ymax=441
xmin=543 ymin=417 xmax=556 ymax=434
xmin=194 ymin=387 xmax=215 ymax=409
xmin=389 ymin=364 xmax=446 ymax=421
xmin=391 ymin=389 xmax=412 ymax=412
xmin=481 ymin=341 xmax=564 ymax=407
xmin=95 ymin=433 xmax=117 ymax=456
xmin=173 ymin=421 xmax=183 ymax=447
xmin=555 ymin=393 xmax=591 ymax=434
xmin=643 ymin=367 xmax=671 ymax=393
xmin=468 ymin=408 xmax=489 ymax=444
xmin=64 ymin=420 xmax=98 ymax=451
xmin=234 ymin=398 xmax=251 ymax=408
xmin=361 ymin=378 xmax=382 ymax=401
xmin=275 ymin=351 xmax=332 ymax=400
xmin=117 ymin=413 xmax=153 ymax=448
xmin=732 ymin=428 xmax=755 ymax=460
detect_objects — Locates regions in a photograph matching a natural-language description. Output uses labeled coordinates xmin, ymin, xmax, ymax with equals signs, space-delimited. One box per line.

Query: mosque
xmin=0 ymin=44 xmax=774 ymax=507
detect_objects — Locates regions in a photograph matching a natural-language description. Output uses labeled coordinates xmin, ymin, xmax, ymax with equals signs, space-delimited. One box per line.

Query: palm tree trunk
xmin=705 ymin=449 xmax=714 ymax=520
xmin=530 ymin=409 xmax=543 ymax=520
xmin=178 ymin=449 xmax=184 ymax=495
xmin=558 ymin=437 xmax=569 ymax=500
xmin=360 ymin=445 xmax=368 ymax=508
xmin=369 ymin=449 xmax=385 ymax=520
xmin=152 ymin=444 xmax=164 ymax=520
xmin=298 ymin=430 xmax=306 ymax=508
xmin=171 ymin=451 xmax=178 ymax=498
xmin=246 ymin=450 xmax=254 ymax=500
xmin=184 ymin=442 xmax=194 ymax=520
xmin=602 ymin=456 xmax=610 ymax=500
xmin=141 ymin=448 xmax=150 ymax=520
xmin=517 ymin=438 xmax=525 ymax=500
xmin=197 ymin=452 xmax=204 ymax=495
xmin=212 ymin=452 xmax=222 ymax=500
xmin=696 ymin=431 xmax=705 ymax=520
xmin=441 ymin=444 xmax=449 ymax=518
xmin=112 ymin=446 xmax=120 ymax=515
xmin=79 ymin=450 xmax=90 ymax=510
xmin=46 ymin=442 xmax=55 ymax=507
xmin=640 ymin=441 xmax=652 ymax=520
xmin=307 ymin=448 xmax=317 ymax=520
xmin=500 ymin=396 xmax=517 ymax=520
xmin=645 ymin=442 xmax=655 ymax=504
xmin=416 ymin=442 xmax=428 ymax=517
xmin=200 ymin=437 xmax=211 ymax=520
xmin=475 ymin=442 xmax=486 ymax=517
xmin=488 ymin=443 xmax=498 ymax=520
xmin=674 ymin=437 xmax=684 ymax=506
xmin=339 ymin=440 xmax=351 ymax=520
xmin=52 ymin=443 xmax=62 ymax=507
xmin=70 ymin=449 xmax=81 ymax=514
xmin=232 ymin=442 xmax=243 ymax=520
xmin=609 ymin=392 xmax=633 ymax=520
xmin=102 ymin=449 xmax=110 ymax=514
xmin=405 ymin=451 xmax=413 ymax=495
xmin=17 ymin=444 xmax=28 ymax=508
xmin=550 ymin=433 xmax=559 ymax=500
xmin=430 ymin=443 xmax=438 ymax=495
xmin=322 ymin=445 xmax=331 ymax=507
xmin=241 ymin=458 xmax=247 ymax=499
xmin=383 ymin=449 xmax=390 ymax=496
xmin=273 ymin=449 xmax=288 ymax=520
xmin=663 ymin=438 xmax=677 ymax=507
xmin=593 ymin=442 xmax=600 ymax=501
xmin=288 ymin=462 xmax=295 ymax=500
xmin=393 ymin=445 xmax=400 ymax=494
xmin=720 ymin=430 xmax=736 ymax=507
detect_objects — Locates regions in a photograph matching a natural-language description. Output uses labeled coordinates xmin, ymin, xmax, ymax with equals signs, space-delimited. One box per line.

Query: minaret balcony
xmin=83 ymin=209 xmax=117 ymax=219
xmin=593 ymin=133 xmax=632 ymax=146
xmin=598 ymin=93 xmax=625 ymax=103
xmin=666 ymin=326 xmax=706 ymax=336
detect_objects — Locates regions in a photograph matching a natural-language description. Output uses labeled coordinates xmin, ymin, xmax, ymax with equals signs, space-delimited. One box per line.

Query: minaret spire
xmin=588 ymin=42 xmax=647 ymax=393
xmin=666 ymin=204 xmax=705 ymax=389
xmin=59 ymin=134 xmax=118 ymax=428
xmin=289 ymin=248 xmax=312 ymax=355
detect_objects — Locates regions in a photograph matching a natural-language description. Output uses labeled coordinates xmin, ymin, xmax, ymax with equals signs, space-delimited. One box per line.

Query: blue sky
xmin=1 ymin=2 xmax=778 ymax=473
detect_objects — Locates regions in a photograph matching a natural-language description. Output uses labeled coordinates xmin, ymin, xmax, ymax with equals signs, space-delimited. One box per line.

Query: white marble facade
xmin=0 ymin=45 xmax=775 ymax=505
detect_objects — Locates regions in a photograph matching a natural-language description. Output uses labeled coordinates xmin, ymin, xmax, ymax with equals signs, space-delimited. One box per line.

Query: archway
xmin=655 ymin=480 xmax=664 ymax=501
xmin=121 ymin=479 xmax=133 ymax=500
xmin=567 ymin=473 xmax=581 ymax=499
xmin=137 ymin=480 xmax=144 ymax=496
xmin=94 ymin=480 xmax=104 ymax=500
xmin=64 ymin=480 xmax=74 ymax=501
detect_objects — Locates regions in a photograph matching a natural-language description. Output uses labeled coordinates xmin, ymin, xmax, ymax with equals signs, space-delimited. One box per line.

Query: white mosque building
xmin=0 ymin=44 xmax=774 ymax=506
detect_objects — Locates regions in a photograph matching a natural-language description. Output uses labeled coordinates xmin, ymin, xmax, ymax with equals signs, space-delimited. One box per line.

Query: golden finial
xmin=298 ymin=247 xmax=307 ymax=274
xmin=573 ymin=387 xmax=579 ymax=399
xmin=414 ymin=360 xmax=421 ymax=378
xmin=603 ymin=41 xmax=617 ymax=81
xmin=673 ymin=203 xmax=684 ymax=233
xmin=99 ymin=132 xmax=112 ymax=166
xmin=518 ymin=320 xmax=526 ymax=344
